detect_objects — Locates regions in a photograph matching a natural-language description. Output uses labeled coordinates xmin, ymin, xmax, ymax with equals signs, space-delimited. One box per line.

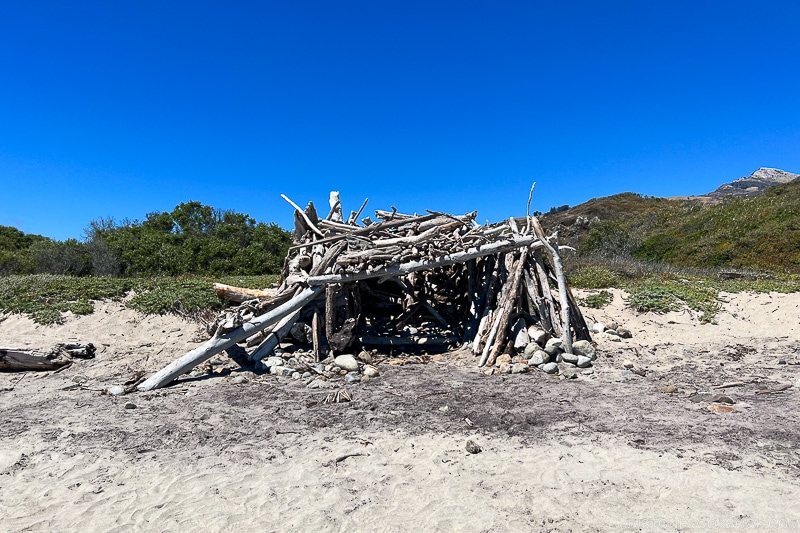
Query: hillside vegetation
xmin=544 ymin=179 xmax=800 ymax=273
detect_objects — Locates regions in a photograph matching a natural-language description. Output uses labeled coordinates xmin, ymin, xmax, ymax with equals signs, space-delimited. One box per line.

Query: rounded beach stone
xmin=540 ymin=362 xmax=559 ymax=374
xmin=571 ymin=339 xmax=595 ymax=358
xmin=334 ymin=354 xmax=360 ymax=372
xmin=528 ymin=349 xmax=550 ymax=366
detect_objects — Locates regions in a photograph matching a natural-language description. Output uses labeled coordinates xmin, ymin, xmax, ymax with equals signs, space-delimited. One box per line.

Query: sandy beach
xmin=2 ymin=290 xmax=800 ymax=532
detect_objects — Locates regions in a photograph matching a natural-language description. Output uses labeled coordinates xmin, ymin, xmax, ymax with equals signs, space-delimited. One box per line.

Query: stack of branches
xmin=137 ymin=192 xmax=591 ymax=391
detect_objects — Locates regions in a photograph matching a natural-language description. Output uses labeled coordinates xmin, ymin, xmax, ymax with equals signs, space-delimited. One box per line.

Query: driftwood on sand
xmin=138 ymin=191 xmax=591 ymax=391
xmin=0 ymin=343 xmax=95 ymax=372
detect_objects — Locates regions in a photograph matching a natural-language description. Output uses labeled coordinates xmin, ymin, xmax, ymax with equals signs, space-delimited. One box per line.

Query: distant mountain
xmin=681 ymin=167 xmax=800 ymax=202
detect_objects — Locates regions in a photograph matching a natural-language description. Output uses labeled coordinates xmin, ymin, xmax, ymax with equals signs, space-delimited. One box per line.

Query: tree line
xmin=0 ymin=201 xmax=292 ymax=277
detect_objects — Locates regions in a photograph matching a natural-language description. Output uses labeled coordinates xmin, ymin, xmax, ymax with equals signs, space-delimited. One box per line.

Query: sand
xmin=2 ymin=291 xmax=800 ymax=532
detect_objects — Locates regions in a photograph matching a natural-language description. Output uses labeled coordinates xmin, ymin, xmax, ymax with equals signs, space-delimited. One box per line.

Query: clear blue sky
xmin=2 ymin=0 xmax=799 ymax=240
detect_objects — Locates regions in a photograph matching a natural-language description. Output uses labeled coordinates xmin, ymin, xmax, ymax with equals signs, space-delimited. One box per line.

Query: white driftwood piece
xmin=307 ymin=236 xmax=540 ymax=286
xmin=137 ymin=287 xmax=323 ymax=391
xmin=531 ymin=217 xmax=572 ymax=354
xmin=248 ymin=310 xmax=302 ymax=362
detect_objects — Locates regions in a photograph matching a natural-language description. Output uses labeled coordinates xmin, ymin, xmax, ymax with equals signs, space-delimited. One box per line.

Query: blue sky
xmin=1 ymin=1 xmax=799 ymax=240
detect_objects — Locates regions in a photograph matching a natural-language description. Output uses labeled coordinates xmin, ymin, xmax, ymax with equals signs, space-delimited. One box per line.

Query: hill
xmin=541 ymin=169 xmax=800 ymax=272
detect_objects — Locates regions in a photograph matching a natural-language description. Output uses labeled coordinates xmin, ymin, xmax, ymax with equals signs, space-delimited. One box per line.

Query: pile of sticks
xmin=137 ymin=192 xmax=591 ymax=391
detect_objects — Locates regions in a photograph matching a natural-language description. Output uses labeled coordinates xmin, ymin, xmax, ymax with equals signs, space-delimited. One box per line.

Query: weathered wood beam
xmin=137 ymin=286 xmax=323 ymax=391
xmin=213 ymin=283 xmax=273 ymax=303
xmin=307 ymin=236 xmax=540 ymax=286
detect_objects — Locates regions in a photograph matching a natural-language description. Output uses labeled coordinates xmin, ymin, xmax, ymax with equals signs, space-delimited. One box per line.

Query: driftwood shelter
xmin=138 ymin=192 xmax=592 ymax=391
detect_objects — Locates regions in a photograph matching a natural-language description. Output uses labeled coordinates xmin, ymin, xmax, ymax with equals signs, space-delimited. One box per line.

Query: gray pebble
xmin=511 ymin=363 xmax=528 ymax=374
xmin=107 ymin=385 xmax=125 ymax=396
xmin=528 ymin=350 xmax=550 ymax=366
xmin=576 ymin=355 xmax=592 ymax=368
xmin=540 ymin=362 xmax=559 ymax=374
xmin=561 ymin=352 xmax=579 ymax=364
xmin=345 ymin=372 xmax=361 ymax=384
xmin=124 ymin=402 xmax=136 ymax=409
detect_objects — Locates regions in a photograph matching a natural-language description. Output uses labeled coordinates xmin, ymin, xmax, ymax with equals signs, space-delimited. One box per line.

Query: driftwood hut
xmin=138 ymin=192 xmax=591 ymax=391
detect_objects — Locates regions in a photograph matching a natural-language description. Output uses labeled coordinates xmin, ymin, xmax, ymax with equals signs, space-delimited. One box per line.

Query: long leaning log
xmin=137 ymin=286 xmax=323 ymax=391
xmin=307 ymin=236 xmax=541 ymax=286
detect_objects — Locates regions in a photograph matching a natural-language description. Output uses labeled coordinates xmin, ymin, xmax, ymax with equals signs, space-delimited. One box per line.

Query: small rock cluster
xmin=486 ymin=321 xmax=598 ymax=378
xmin=253 ymin=348 xmax=381 ymax=389
xmin=589 ymin=321 xmax=633 ymax=342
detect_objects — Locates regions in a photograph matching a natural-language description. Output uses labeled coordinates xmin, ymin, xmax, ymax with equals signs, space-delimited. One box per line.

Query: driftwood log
xmin=0 ymin=349 xmax=71 ymax=371
xmin=213 ymin=283 xmax=273 ymax=303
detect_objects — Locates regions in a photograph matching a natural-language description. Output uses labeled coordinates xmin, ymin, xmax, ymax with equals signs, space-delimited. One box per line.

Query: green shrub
xmin=569 ymin=266 xmax=620 ymax=288
xmin=579 ymin=290 xmax=614 ymax=308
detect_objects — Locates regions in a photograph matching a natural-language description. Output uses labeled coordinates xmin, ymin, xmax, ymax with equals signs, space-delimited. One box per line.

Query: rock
xmin=334 ymin=354 xmax=360 ymax=372
xmin=511 ymin=363 xmax=528 ymax=374
xmin=559 ymin=365 xmax=577 ymax=379
xmin=302 ymin=372 xmax=312 ymax=379
xmin=527 ymin=326 xmax=550 ymax=346
xmin=572 ymin=340 xmax=596 ymax=359
xmin=512 ymin=318 xmax=530 ymax=349
xmin=661 ymin=385 xmax=679 ymax=394
xmin=345 ymin=372 xmax=361 ymax=384
xmin=616 ymin=327 xmax=633 ymax=339
xmin=465 ymin=440 xmax=482 ymax=454
xmin=498 ymin=362 xmax=512 ymax=374
xmin=264 ymin=356 xmax=283 ymax=368
xmin=312 ymin=363 xmax=325 ymax=374
xmin=711 ymin=394 xmax=735 ymax=404
xmin=778 ymin=359 xmax=787 ymax=365
xmin=71 ymin=375 xmax=88 ymax=384
xmin=270 ymin=366 xmax=295 ymax=377
xmin=496 ymin=353 xmax=513 ymax=366
xmin=576 ymin=355 xmax=592 ymax=368
xmin=689 ymin=392 xmax=714 ymax=403
xmin=605 ymin=321 xmax=619 ymax=331
xmin=523 ymin=343 xmax=539 ymax=358
xmin=307 ymin=379 xmax=328 ymax=389
xmin=581 ymin=368 xmax=595 ymax=375
xmin=540 ymin=362 xmax=559 ymax=374
xmin=622 ymin=360 xmax=634 ymax=369
xmin=561 ymin=352 xmax=579 ymax=364
xmin=107 ymin=385 xmax=125 ymax=396
xmin=608 ymin=335 xmax=622 ymax=343
xmin=544 ymin=338 xmax=563 ymax=356
xmin=591 ymin=322 xmax=606 ymax=334
xmin=357 ymin=350 xmax=373 ymax=364
xmin=604 ymin=329 xmax=620 ymax=337
xmin=230 ymin=375 xmax=247 ymax=385
xmin=363 ymin=365 xmax=380 ymax=378
xmin=528 ymin=350 xmax=549 ymax=366
xmin=124 ymin=402 xmax=136 ymax=409
xmin=360 ymin=375 xmax=370 ymax=383
xmin=291 ymin=372 xmax=302 ymax=380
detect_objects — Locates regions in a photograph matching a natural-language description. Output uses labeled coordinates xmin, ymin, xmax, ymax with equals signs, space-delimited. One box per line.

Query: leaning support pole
xmin=530 ymin=216 xmax=572 ymax=354
xmin=137 ymin=286 xmax=323 ymax=391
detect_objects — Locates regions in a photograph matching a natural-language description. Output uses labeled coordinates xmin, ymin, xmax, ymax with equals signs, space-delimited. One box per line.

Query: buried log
xmin=137 ymin=286 xmax=323 ymax=391
xmin=0 ymin=349 xmax=71 ymax=372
